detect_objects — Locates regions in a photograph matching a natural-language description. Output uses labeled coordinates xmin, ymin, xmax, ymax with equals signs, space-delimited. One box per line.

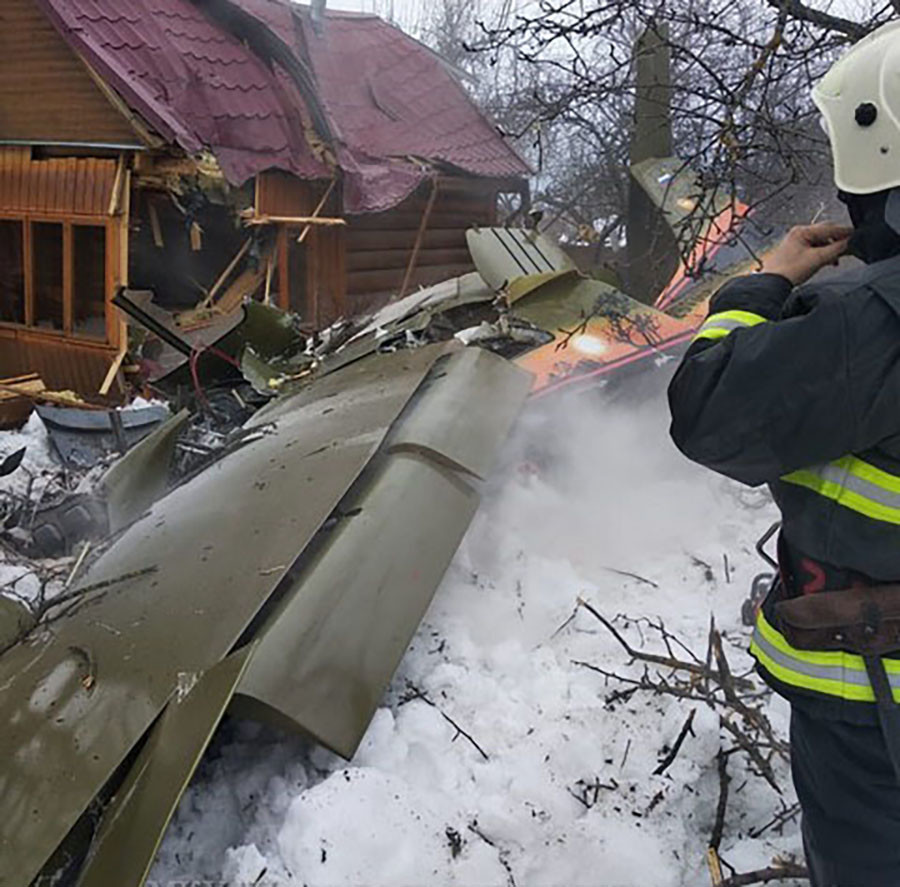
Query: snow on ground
xmin=149 ymin=388 xmax=801 ymax=887
xmin=0 ymin=412 xmax=58 ymax=499
xmin=0 ymin=413 xmax=64 ymax=604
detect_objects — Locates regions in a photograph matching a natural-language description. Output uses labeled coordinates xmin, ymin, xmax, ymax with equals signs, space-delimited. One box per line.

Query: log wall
xmin=255 ymin=172 xmax=519 ymax=325
xmin=345 ymin=181 xmax=497 ymax=312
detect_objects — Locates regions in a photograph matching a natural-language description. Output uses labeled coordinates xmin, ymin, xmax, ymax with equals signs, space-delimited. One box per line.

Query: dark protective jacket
xmin=668 ymin=256 xmax=900 ymax=721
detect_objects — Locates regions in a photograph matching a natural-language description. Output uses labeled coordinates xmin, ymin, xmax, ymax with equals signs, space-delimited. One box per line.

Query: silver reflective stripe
xmin=751 ymin=624 xmax=878 ymax=688
xmin=807 ymin=461 xmax=900 ymax=511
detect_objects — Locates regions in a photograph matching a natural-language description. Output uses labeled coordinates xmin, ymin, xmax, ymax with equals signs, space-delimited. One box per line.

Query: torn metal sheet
xmin=98 ymin=408 xmax=190 ymax=533
xmin=0 ymin=595 xmax=35 ymax=653
xmin=234 ymin=349 xmax=531 ymax=757
xmin=630 ymin=156 xmax=718 ymax=231
xmin=75 ymin=645 xmax=255 ymax=887
xmin=388 ymin=347 xmax=532 ymax=480
xmin=0 ymin=343 xmax=451 ymax=887
xmin=35 ymin=403 xmax=172 ymax=469
xmin=23 ymin=410 xmax=189 ymax=558
xmin=116 ymin=288 xmax=310 ymax=393
xmin=466 ymin=227 xmax=575 ymax=290
xmin=233 ymin=451 xmax=481 ymax=758
xmin=348 ymin=272 xmax=494 ymax=344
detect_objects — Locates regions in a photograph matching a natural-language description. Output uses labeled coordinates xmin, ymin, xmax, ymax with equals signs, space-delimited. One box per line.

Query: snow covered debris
xmin=150 ymin=391 xmax=799 ymax=886
xmin=0 ymin=412 xmax=58 ymax=499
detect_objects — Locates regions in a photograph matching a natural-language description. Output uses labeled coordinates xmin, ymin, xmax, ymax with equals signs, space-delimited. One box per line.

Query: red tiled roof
xmin=36 ymin=0 xmax=529 ymax=212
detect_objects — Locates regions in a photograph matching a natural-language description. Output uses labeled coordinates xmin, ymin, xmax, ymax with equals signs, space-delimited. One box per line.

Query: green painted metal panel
xmin=0 ymin=344 xmax=447 ymax=887
xmin=99 ymin=408 xmax=190 ymax=533
xmin=466 ymin=227 xmax=574 ymax=291
xmin=233 ymin=452 xmax=480 ymax=758
xmin=75 ymin=645 xmax=255 ymax=887
xmin=234 ymin=349 xmax=532 ymax=757
xmin=388 ymin=347 xmax=533 ymax=480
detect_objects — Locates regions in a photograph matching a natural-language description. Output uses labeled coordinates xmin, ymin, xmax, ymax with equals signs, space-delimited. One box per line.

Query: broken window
xmin=73 ymin=225 xmax=106 ymax=338
xmin=0 ymin=220 xmax=24 ymax=324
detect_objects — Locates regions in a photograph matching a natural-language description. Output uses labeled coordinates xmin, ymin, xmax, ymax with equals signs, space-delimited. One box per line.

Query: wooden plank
xmin=306 ymin=227 xmax=319 ymax=325
xmin=98 ymin=347 xmax=126 ymax=396
xmin=329 ymin=225 xmax=347 ymax=321
xmin=65 ymin=157 xmax=78 ymax=215
xmin=255 ymin=171 xmax=315 ymax=218
xmin=0 ymin=382 xmax=95 ymax=408
xmin=297 ymin=178 xmax=337 ymax=244
xmin=198 ymin=237 xmax=251 ymax=309
xmin=105 ymin=219 xmax=117 ymax=347
xmin=107 ymin=154 xmax=126 ymax=216
xmin=244 ymin=214 xmax=346 ymax=227
xmin=113 ymin=170 xmax=130 ymax=350
xmin=398 ymin=195 xmax=496 ymax=215
xmin=277 ymin=226 xmax=289 ymax=312
xmin=399 ymin=180 xmax=439 ymax=299
xmin=148 ymin=200 xmax=164 ymax=248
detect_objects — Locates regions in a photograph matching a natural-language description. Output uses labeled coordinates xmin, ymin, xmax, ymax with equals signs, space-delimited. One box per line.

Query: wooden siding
xmin=256 ymin=172 xmax=346 ymax=330
xmin=255 ymin=172 xmax=502 ymax=325
xmin=0 ymin=327 xmax=117 ymax=396
xmin=256 ymin=170 xmax=313 ymax=218
xmin=0 ymin=148 xmax=126 ymax=354
xmin=0 ymin=0 xmax=138 ymax=145
xmin=345 ymin=180 xmax=496 ymax=311
xmin=0 ymin=148 xmax=118 ymax=216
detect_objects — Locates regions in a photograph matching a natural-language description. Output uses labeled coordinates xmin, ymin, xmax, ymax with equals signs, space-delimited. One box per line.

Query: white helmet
xmin=813 ymin=20 xmax=900 ymax=194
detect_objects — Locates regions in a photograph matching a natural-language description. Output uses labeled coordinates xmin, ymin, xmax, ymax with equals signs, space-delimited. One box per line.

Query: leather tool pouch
xmin=774 ymin=585 xmax=900 ymax=656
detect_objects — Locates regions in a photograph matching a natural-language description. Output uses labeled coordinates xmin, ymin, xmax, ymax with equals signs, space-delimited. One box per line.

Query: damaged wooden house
xmin=0 ymin=0 xmax=530 ymax=401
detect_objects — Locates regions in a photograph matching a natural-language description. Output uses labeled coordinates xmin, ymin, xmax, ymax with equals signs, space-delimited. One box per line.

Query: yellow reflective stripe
xmin=750 ymin=636 xmax=878 ymax=702
xmin=783 ymin=457 xmax=900 ymax=525
xmin=755 ymin=608 xmax=867 ymax=671
xmin=846 ymin=456 xmax=900 ymax=494
xmin=693 ymin=309 xmax=769 ymax=342
xmin=751 ymin=609 xmax=900 ymax=703
xmin=694 ymin=327 xmax=731 ymax=341
xmin=708 ymin=310 xmax=770 ymax=326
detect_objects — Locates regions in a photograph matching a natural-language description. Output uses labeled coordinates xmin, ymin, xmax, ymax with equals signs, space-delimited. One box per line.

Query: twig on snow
xmin=720 ymin=716 xmax=781 ymax=795
xmin=600 ymin=567 xmax=658 ymax=588
xmin=403 ymin=683 xmax=489 ymax=761
xmin=710 ymin=750 xmax=731 ymax=851
xmin=577 ymin=598 xmax=754 ymax=691
xmin=653 ymin=708 xmax=696 ymax=776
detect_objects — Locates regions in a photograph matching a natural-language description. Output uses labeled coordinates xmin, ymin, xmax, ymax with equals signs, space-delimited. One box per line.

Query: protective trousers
xmin=791 ymin=706 xmax=900 ymax=885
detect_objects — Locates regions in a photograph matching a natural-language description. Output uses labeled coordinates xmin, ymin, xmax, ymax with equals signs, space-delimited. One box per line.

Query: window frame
xmin=0 ymin=212 xmax=115 ymax=344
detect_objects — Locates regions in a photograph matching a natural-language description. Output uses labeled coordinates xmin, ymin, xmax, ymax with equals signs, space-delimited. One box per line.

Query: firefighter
xmin=668 ymin=21 xmax=900 ymax=886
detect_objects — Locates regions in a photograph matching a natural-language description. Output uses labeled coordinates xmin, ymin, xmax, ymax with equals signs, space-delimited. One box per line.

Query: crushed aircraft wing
xmin=0 ymin=341 xmax=531 ymax=887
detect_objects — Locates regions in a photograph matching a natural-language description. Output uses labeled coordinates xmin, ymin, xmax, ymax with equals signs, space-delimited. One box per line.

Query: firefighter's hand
xmin=761 ymin=224 xmax=853 ymax=286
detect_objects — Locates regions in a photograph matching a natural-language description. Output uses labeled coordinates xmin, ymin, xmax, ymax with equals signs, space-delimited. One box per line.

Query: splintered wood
xmin=0 ymin=373 xmax=44 ymax=428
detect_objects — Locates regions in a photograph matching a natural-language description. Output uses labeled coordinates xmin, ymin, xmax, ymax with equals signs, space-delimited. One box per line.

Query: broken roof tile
xmin=36 ymin=0 xmax=530 ymax=212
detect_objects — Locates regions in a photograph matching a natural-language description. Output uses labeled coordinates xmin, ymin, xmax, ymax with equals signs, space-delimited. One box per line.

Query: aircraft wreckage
xmin=0 ymin=223 xmax=709 ymax=887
